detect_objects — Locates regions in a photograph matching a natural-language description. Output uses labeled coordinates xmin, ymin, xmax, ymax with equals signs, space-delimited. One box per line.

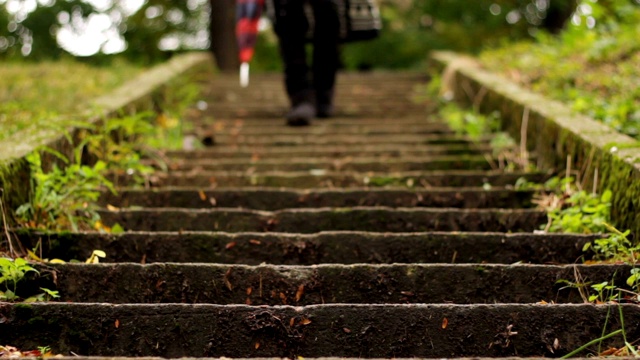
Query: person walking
xmin=270 ymin=0 xmax=341 ymax=126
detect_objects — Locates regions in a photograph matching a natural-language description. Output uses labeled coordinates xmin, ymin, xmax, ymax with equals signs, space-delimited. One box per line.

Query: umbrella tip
xmin=240 ymin=62 xmax=250 ymax=88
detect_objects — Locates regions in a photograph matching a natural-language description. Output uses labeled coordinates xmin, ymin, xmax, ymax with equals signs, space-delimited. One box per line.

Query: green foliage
xmin=481 ymin=1 xmax=640 ymax=137
xmin=545 ymin=189 xmax=612 ymax=234
xmin=583 ymin=225 xmax=637 ymax=263
xmin=0 ymin=59 xmax=141 ymax=142
xmin=0 ymin=0 xmax=208 ymax=63
xmin=0 ymin=257 xmax=37 ymax=300
xmin=0 ymin=257 xmax=59 ymax=302
xmin=83 ymin=113 xmax=156 ymax=186
xmin=15 ymin=150 xmax=112 ymax=232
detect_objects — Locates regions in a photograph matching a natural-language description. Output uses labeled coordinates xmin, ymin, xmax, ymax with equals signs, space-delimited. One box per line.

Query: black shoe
xmin=316 ymin=103 xmax=334 ymax=118
xmin=286 ymin=102 xmax=315 ymax=126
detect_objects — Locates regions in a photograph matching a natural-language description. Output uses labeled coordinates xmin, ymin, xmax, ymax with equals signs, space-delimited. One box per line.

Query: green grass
xmin=0 ymin=59 xmax=142 ymax=142
xmin=479 ymin=3 xmax=640 ymax=138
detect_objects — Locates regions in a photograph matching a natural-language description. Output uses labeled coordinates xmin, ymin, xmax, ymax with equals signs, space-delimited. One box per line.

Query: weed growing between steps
xmin=421 ymin=73 xmax=532 ymax=173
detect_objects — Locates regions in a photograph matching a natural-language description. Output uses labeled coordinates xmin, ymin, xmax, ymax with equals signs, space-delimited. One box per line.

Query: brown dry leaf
xmin=600 ymin=347 xmax=619 ymax=356
xmin=106 ymin=204 xmax=120 ymax=211
xmin=115 ymin=319 xmax=120 ymax=328
xmin=254 ymin=342 xmax=260 ymax=350
xmin=280 ymin=292 xmax=287 ymax=304
xmin=538 ymin=300 xmax=548 ymax=304
xmin=290 ymin=317 xmax=295 ymax=327
xmin=343 ymin=327 xmax=351 ymax=333
xmin=246 ymin=287 xmax=253 ymax=296
xmin=249 ymin=239 xmax=261 ymax=245
xmin=400 ymin=291 xmax=414 ymax=296
xmin=301 ymin=318 xmax=312 ymax=325
xmin=224 ymin=268 xmax=233 ymax=291
xmin=442 ymin=318 xmax=448 ymax=329
xmin=225 ymin=242 xmax=237 ymax=250
xmin=198 ymin=190 xmax=207 ymax=201
xmin=295 ymin=285 xmax=305 ymax=302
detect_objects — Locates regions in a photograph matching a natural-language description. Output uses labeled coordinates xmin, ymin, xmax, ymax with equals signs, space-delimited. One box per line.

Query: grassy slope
xmin=0 ymin=59 xmax=141 ymax=141
xmin=479 ymin=4 xmax=640 ymax=138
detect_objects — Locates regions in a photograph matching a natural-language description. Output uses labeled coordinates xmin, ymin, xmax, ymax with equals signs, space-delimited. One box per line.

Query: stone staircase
xmin=5 ymin=72 xmax=637 ymax=358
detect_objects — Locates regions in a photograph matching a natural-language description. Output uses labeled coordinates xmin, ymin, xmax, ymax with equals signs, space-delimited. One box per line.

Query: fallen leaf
xmin=290 ymin=317 xmax=295 ymax=327
xmin=209 ymin=197 xmax=217 ymax=206
xmin=249 ymin=239 xmax=261 ymax=245
xmin=224 ymin=268 xmax=233 ymax=290
xmin=343 ymin=327 xmax=351 ymax=333
xmin=245 ymin=298 xmax=252 ymax=305
xmin=106 ymin=204 xmax=120 ymax=211
xmin=295 ymin=285 xmax=305 ymax=302
xmin=442 ymin=318 xmax=448 ymax=329
xmin=115 ymin=319 xmax=120 ymax=328
xmin=301 ymin=318 xmax=312 ymax=325
xmin=225 ymin=242 xmax=237 ymax=250
xmin=538 ymin=300 xmax=548 ymax=304
xmin=254 ymin=342 xmax=260 ymax=350
xmin=198 ymin=190 xmax=207 ymax=201
xmin=553 ymin=338 xmax=559 ymax=350
xmin=400 ymin=291 xmax=414 ymax=296
xmin=280 ymin=292 xmax=287 ymax=304
xmin=246 ymin=287 xmax=252 ymax=296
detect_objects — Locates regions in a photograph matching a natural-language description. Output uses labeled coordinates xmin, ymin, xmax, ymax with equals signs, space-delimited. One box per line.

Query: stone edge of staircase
xmin=0 ymin=52 xmax=216 ymax=213
xmin=430 ymin=50 xmax=640 ymax=237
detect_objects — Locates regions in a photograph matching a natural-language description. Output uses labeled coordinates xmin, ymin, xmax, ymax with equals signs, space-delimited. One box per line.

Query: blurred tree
xmin=209 ymin=0 xmax=238 ymax=71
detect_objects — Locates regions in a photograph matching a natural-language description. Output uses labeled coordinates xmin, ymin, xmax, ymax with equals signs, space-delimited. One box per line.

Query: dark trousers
xmin=273 ymin=0 xmax=340 ymax=106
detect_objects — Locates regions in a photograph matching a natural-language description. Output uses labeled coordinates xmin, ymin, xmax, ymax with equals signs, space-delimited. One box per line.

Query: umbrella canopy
xmin=236 ymin=0 xmax=264 ymax=64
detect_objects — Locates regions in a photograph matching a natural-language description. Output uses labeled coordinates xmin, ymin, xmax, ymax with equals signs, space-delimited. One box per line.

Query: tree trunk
xmin=209 ymin=0 xmax=239 ymax=72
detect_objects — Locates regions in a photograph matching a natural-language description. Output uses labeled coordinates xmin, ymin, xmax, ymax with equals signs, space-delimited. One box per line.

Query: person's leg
xmin=273 ymin=0 xmax=315 ymax=125
xmin=311 ymin=0 xmax=340 ymax=118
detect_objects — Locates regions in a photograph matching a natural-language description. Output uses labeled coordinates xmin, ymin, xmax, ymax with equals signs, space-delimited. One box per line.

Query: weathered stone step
xmin=26 ymin=263 xmax=631 ymax=305
xmin=205 ymin=109 xmax=432 ymax=119
xmin=147 ymin=170 xmax=546 ymax=188
xmin=101 ymin=188 xmax=534 ymax=210
xmin=158 ymin=156 xmax=491 ymax=172
xmin=195 ymin=123 xmax=454 ymax=136
xmin=2 ymin=303 xmax=637 ymax=357
xmin=17 ymin=231 xmax=596 ymax=265
xmin=164 ymin=144 xmax=490 ymax=160
xmin=99 ymin=207 xmax=545 ymax=233
xmin=198 ymin=117 xmax=441 ymax=126
xmin=203 ymin=134 xmax=489 ymax=146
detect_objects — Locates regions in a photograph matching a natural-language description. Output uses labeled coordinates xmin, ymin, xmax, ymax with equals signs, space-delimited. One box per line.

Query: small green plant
xmin=15 ymin=149 xmax=113 ymax=232
xmin=0 ymin=257 xmax=37 ymax=301
xmin=589 ymin=281 xmax=617 ymax=304
xmin=534 ymin=174 xmax=612 ymax=234
xmin=583 ymin=225 xmax=637 ymax=263
xmin=544 ymin=189 xmax=612 ymax=234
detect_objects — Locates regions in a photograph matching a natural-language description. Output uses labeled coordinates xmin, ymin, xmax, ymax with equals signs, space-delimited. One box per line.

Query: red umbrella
xmin=236 ymin=0 xmax=264 ymax=87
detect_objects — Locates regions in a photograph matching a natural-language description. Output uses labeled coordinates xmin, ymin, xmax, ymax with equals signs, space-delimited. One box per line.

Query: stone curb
xmin=0 ymin=52 xmax=215 ymax=213
xmin=430 ymin=50 xmax=640 ymax=236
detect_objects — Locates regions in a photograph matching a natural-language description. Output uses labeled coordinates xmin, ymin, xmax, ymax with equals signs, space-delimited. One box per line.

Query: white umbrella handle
xmin=240 ymin=62 xmax=250 ymax=87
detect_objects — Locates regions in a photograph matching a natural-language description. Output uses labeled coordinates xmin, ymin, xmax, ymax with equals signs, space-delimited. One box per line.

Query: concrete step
xmin=98 ymin=207 xmax=546 ymax=233
xmin=199 ymin=134 xmax=492 ymax=146
xmin=193 ymin=123 xmax=454 ymax=136
xmin=101 ymin=188 xmax=535 ymax=210
xmin=157 ymin=156 xmax=492 ymax=172
xmin=2 ymin=303 xmax=637 ymax=358
xmin=163 ymin=143 xmax=491 ymax=159
xmin=24 ymin=263 xmax=633 ymax=305
xmin=144 ymin=170 xmax=546 ymax=188
xmin=17 ymin=231 xmax=596 ymax=265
